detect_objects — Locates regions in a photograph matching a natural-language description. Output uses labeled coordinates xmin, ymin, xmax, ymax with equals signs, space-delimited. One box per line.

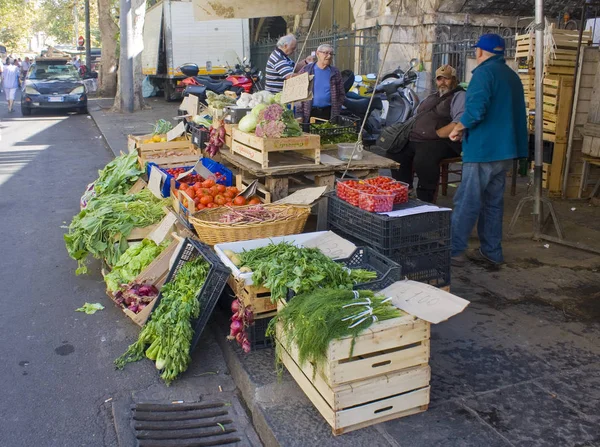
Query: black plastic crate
xmin=150 ymin=238 xmax=230 ymax=352
xmin=189 ymin=124 xmax=209 ymax=151
xmin=309 ymin=115 xmax=359 ymax=140
xmin=285 ymin=246 xmax=401 ymax=302
xmin=327 ymin=192 xmax=451 ymax=252
xmin=331 ymin=228 xmax=451 ymax=288
xmin=338 ymin=246 xmax=401 ymax=290
xmin=247 ymin=314 xmax=274 ymax=350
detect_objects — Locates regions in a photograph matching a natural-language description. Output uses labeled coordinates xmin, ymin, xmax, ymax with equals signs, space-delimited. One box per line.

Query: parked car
xmin=21 ymin=57 xmax=87 ymax=115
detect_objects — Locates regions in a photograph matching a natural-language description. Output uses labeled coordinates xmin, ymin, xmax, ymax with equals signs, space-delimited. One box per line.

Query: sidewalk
xmin=90 ymin=98 xmax=600 ymax=447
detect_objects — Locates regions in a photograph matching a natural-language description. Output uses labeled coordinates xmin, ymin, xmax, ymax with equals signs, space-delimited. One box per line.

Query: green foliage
xmin=269 ymin=289 xmax=401 ymax=370
xmin=0 ymin=0 xmax=36 ymax=50
xmin=115 ymin=257 xmax=210 ymax=385
xmin=238 ymin=242 xmax=377 ymax=302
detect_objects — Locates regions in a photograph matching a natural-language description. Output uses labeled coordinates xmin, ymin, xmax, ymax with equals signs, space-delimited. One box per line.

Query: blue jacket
xmin=460 ymin=55 xmax=528 ymax=163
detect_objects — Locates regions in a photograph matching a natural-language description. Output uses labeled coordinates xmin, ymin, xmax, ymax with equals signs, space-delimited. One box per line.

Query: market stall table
xmin=219 ymin=148 xmax=400 ymax=201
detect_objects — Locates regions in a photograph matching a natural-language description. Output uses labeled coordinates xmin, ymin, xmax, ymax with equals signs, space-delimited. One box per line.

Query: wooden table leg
xmin=316 ymin=196 xmax=329 ymax=231
xmin=265 ymin=177 xmax=289 ymax=201
xmin=314 ymin=173 xmax=335 ymax=189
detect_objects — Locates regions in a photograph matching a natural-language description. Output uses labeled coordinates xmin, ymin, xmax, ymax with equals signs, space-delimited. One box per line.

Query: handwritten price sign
xmin=302 ymin=231 xmax=356 ymax=259
xmin=380 ymin=281 xmax=470 ymax=324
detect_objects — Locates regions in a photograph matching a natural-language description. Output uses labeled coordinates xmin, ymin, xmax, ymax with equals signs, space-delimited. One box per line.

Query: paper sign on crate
xmin=166 ymin=122 xmax=186 ymax=142
xmin=148 ymin=212 xmax=178 ymax=245
xmin=148 ymin=166 xmax=166 ymax=199
xmin=175 ymin=158 xmax=215 ymax=182
xmin=274 ymin=186 xmax=328 ymax=206
xmin=301 ymin=231 xmax=356 ymax=259
xmin=381 ymin=280 xmax=470 ymax=324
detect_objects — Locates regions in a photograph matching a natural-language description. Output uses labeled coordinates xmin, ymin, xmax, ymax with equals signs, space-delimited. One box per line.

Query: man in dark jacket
xmin=296 ymin=44 xmax=345 ymax=124
xmin=391 ymin=64 xmax=465 ymax=202
xmin=449 ymin=34 xmax=528 ymax=266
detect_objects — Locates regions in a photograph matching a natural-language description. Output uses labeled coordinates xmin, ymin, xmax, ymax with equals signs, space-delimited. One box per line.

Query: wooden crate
xmin=235 ymin=175 xmax=272 ymax=203
xmin=227 ymin=275 xmax=277 ymax=314
xmin=224 ymin=124 xmax=237 ymax=148
xmin=230 ymin=128 xmax=320 ymax=169
xmin=128 ymin=133 xmax=195 ymax=153
xmin=276 ymin=313 xmax=431 ymax=435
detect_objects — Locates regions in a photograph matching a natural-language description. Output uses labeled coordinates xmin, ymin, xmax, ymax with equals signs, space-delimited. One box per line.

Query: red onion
xmin=241 ymin=339 xmax=251 ymax=354
xmin=244 ymin=308 xmax=254 ymax=325
xmin=231 ymin=299 xmax=241 ymax=313
xmin=235 ymin=332 xmax=244 ymax=345
xmin=230 ymin=320 xmax=243 ymax=336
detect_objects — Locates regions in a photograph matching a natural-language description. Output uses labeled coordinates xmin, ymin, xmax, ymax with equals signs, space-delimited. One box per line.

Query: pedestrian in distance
xmin=264 ymin=34 xmax=313 ymax=93
xmin=448 ymin=33 xmax=528 ymax=266
xmin=21 ymin=57 xmax=31 ymax=79
xmin=296 ymin=43 xmax=345 ymax=124
xmin=390 ymin=64 xmax=465 ymax=203
xmin=3 ymin=58 xmax=20 ymax=112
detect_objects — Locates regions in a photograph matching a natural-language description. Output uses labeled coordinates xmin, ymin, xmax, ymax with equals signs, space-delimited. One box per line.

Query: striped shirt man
xmin=265 ymin=48 xmax=295 ymax=93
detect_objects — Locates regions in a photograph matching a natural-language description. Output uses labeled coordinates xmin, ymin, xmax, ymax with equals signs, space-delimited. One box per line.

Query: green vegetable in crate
xmin=152 ymin=119 xmax=173 ymax=136
xmin=205 ymin=91 xmax=237 ymax=109
xmin=94 ymin=151 xmax=144 ymax=196
xmin=114 ymin=257 xmax=210 ymax=385
xmin=238 ymin=242 xmax=377 ymax=302
xmin=64 ymin=189 xmax=168 ymax=275
xmin=268 ymin=289 xmax=401 ymax=370
xmin=312 ymin=122 xmax=357 ymax=145
xmin=104 ymin=239 xmax=170 ymax=292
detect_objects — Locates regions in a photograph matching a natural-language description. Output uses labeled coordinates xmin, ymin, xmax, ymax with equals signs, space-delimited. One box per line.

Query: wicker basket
xmin=188 ymin=204 xmax=311 ymax=245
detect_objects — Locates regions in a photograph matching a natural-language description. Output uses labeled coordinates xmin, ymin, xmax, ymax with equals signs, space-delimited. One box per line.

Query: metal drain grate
xmin=132 ymin=401 xmax=242 ymax=446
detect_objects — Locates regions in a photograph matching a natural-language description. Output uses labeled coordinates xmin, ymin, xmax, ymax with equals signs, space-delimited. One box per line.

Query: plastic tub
xmin=336 ymin=180 xmax=376 ymax=206
xmin=337 ymin=143 xmax=363 ymax=161
xmin=378 ymin=181 xmax=410 ymax=204
xmin=358 ymin=189 xmax=395 ymax=212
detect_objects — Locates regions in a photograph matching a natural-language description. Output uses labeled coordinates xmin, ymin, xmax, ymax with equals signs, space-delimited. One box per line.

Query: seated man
xmin=391 ymin=64 xmax=465 ymax=202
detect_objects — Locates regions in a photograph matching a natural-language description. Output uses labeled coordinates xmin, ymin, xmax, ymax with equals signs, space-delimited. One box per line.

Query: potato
xmin=230 ymin=255 xmax=241 ymax=267
xmin=222 ymin=249 xmax=236 ymax=259
xmin=239 ymin=266 xmax=252 ymax=273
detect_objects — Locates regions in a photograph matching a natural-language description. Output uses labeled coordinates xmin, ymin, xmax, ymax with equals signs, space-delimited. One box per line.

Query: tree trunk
xmin=113 ymin=0 xmax=147 ymax=112
xmin=96 ymin=0 xmax=119 ymax=97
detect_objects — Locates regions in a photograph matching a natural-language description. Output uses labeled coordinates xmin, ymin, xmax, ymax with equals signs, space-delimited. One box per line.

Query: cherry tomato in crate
xmin=365 ymin=176 xmax=395 ymax=187
xmin=378 ymin=181 xmax=409 ymax=204
xmin=358 ymin=190 xmax=395 ymax=212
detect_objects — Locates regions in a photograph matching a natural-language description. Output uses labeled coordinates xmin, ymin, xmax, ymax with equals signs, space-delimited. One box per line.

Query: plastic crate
xmin=190 ymin=124 xmax=209 ymax=151
xmin=247 ymin=314 xmax=274 ymax=350
xmin=149 ymin=238 xmax=230 ymax=352
xmin=327 ymin=192 xmax=451 ymax=252
xmin=331 ymin=228 xmax=451 ymax=288
xmin=200 ymin=157 xmax=233 ymax=187
xmin=285 ymin=246 xmax=402 ymax=301
xmin=309 ymin=115 xmax=359 ymax=141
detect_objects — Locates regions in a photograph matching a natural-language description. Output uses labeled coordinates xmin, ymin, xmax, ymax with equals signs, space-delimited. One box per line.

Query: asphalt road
xmin=0 ymin=95 xmax=165 ymax=446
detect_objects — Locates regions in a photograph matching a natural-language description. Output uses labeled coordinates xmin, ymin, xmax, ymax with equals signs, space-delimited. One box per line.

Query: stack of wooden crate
xmin=515 ymin=24 xmax=591 ymax=196
xmin=276 ymin=312 xmax=431 ymax=435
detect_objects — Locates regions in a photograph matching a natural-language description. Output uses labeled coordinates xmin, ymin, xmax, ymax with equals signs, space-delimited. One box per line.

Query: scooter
xmin=178 ymin=63 xmax=246 ymax=105
xmin=375 ymin=59 xmax=420 ymax=126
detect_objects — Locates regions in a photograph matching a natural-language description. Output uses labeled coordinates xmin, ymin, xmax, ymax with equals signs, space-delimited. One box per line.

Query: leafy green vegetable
xmin=311 ymin=122 xmax=357 ymax=145
xmin=238 ymin=242 xmax=377 ymax=302
xmin=115 ymin=257 xmax=210 ymax=385
xmin=268 ymin=289 xmax=400 ymax=370
xmin=94 ymin=151 xmax=144 ymax=197
xmin=152 ymin=119 xmax=173 ymax=135
xmin=282 ymin=109 xmax=302 ymax=137
xmin=104 ymin=239 xmax=170 ymax=292
xmin=64 ymin=189 xmax=168 ymax=274
xmin=76 ymin=303 xmax=105 ymax=314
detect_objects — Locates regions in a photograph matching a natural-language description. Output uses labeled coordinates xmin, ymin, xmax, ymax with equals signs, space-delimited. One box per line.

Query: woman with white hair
xmin=296 ymin=44 xmax=345 ymax=124
xmin=265 ymin=34 xmax=312 ymax=93
xmin=3 ymin=58 xmax=20 ymax=113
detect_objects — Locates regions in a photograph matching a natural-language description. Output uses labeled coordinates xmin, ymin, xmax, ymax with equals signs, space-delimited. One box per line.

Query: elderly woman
xmin=265 ymin=34 xmax=312 ymax=93
xmin=296 ymin=44 xmax=345 ymax=124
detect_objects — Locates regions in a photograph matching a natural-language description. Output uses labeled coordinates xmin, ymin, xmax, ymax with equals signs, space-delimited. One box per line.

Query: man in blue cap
xmin=448 ymin=33 xmax=528 ymax=266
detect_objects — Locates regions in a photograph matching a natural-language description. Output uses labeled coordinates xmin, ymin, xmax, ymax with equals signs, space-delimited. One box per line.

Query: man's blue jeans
xmin=451 ymin=160 xmax=512 ymax=263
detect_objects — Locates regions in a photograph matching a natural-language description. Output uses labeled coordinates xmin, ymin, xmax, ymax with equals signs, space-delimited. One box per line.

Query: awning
xmin=193 ymin=0 xmax=308 ymax=21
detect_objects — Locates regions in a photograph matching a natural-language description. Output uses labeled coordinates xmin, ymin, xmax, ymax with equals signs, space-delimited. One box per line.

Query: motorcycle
xmin=178 ymin=58 xmax=262 ymax=105
xmin=341 ymin=59 xmax=420 ymax=142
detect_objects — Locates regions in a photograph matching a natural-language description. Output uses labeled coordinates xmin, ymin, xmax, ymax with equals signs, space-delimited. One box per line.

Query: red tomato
xmin=216 ymin=184 xmax=226 ymax=193
xmin=200 ymin=195 xmax=213 ymax=205
xmin=248 ymin=197 xmax=261 ymax=205
xmin=214 ymin=194 xmax=226 ymax=206
xmin=233 ymin=196 xmax=246 ymax=206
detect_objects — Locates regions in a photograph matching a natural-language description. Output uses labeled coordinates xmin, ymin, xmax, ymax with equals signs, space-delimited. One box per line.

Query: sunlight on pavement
xmin=0 ymin=115 xmax=69 ymax=187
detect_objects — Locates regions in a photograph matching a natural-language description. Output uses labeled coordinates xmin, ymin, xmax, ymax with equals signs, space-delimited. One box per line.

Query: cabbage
xmin=251 ymin=103 xmax=268 ymax=117
xmin=272 ymin=92 xmax=282 ymax=104
xmin=238 ymin=114 xmax=258 ymax=133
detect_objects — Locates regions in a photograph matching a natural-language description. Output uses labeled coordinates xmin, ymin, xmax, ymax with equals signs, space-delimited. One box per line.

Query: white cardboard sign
xmin=166 ymin=121 xmax=186 ymax=141
xmin=148 ymin=166 xmax=166 ymax=199
xmin=274 ymin=186 xmax=328 ymax=206
xmin=301 ymin=231 xmax=357 ymax=259
xmin=186 ymin=95 xmax=199 ymax=116
xmin=281 ymin=72 xmax=313 ymax=104
xmin=380 ymin=280 xmax=470 ymax=324
xmin=148 ymin=212 xmax=178 ymax=245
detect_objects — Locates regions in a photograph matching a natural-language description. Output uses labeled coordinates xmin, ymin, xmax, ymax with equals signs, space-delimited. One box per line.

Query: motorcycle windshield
xmin=222 ymin=50 xmax=243 ymax=69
